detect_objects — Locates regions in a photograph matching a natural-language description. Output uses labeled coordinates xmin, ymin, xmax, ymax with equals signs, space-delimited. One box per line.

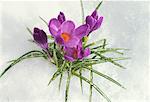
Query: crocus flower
xmin=49 ymin=19 xmax=89 ymax=47
xmin=64 ymin=42 xmax=90 ymax=62
xmin=86 ymin=10 xmax=103 ymax=34
xmin=33 ymin=27 xmax=48 ymax=50
xmin=48 ymin=12 xmax=66 ymax=37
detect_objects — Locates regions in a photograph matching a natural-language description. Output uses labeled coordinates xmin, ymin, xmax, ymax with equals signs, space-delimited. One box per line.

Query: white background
xmin=0 ymin=1 xmax=149 ymax=102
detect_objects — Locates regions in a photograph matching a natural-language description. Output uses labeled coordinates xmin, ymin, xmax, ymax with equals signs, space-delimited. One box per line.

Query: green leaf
xmin=84 ymin=42 xmax=95 ymax=48
xmin=53 ymin=49 xmax=58 ymax=67
xmin=48 ymin=63 xmax=68 ymax=86
xmin=89 ymin=66 xmax=93 ymax=102
xmin=48 ymin=70 xmax=61 ymax=86
xmin=72 ymin=57 xmax=129 ymax=70
xmin=83 ymin=67 xmax=125 ymax=89
xmin=80 ymin=0 xmax=84 ymax=24
xmin=73 ymin=72 xmax=111 ymax=102
xmin=47 ymin=35 xmax=54 ymax=40
xmin=8 ymin=53 xmax=46 ymax=63
xmin=104 ymin=48 xmax=129 ymax=51
xmin=96 ymin=1 xmax=103 ymax=10
xmin=59 ymin=74 xmax=63 ymax=91
xmin=102 ymin=39 xmax=106 ymax=49
xmin=58 ymin=61 xmax=66 ymax=91
xmin=39 ymin=16 xmax=48 ymax=26
xmin=26 ymin=27 xmax=32 ymax=35
xmin=87 ymin=39 xmax=107 ymax=49
xmin=65 ymin=70 xmax=71 ymax=102
xmin=93 ymin=51 xmax=126 ymax=69
xmin=27 ymin=39 xmax=36 ymax=43
xmin=85 ymin=57 xmax=129 ymax=63
xmin=79 ymin=68 xmax=83 ymax=93
xmin=0 ymin=50 xmax=45 ymax=78
xmin=110 ymin=57 xmax=130 ymax=61
xmin=97 ymin=48 xmax=129 ymax=55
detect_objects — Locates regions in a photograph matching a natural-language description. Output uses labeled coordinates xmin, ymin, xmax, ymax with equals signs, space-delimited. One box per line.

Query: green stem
xmin=58 ymin=61 xmax=66 ymax=91
xmin=83 ymin=67 xmax=125 ymax=89
xmin=73 ymin=72 xmax=111 ymax=102
xmin=79 ymin=68 xmax=83 ymax=93
xmin=39 ymin=16 xmax=48 ymax=26
xmin=65 ymin=68 xmax=71 ymax=102
xmin=0 ymin=50 xmax=45 ymax=78
xmin=89 ymin=65 xmax=93 ymax=102
xmin=80 ymin=0 xmax=84 ymax=24
xmin=26 ymin=27 xmax=32 ymax=35
xmin=96 ymin=1 xmax=103 ymax=10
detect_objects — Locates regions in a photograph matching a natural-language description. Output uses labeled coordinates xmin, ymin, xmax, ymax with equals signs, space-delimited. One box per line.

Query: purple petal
xmin=74 ymin=24 xmax=89 ymax=39
xmin=64 ymin=55 xmax=75 ymax=62
xmin=64 ymin=47 xmax=74 ymax=56
xmin=64 ymin=36 xmax=80 ymax=47
xmin=77 ymin=40 xmax=83 ymax=48
xmin=64 ymin=47 xmax=76 ymax=62
xmin=34 ymin=28 xmax=40 ymax=33
xmin=91 ymin=10 xmax=98 ymax=19
xmin=92 ymin=16 xmax=103 ymax=31
xmin=77 ymin=49 xmax=83 ymax=59
xmin=55 ymin=35 xmax=64 ymax=45
xmin=33 ymin=27 xmax=48 ymax=50
xmin=57 ymin=12 xmax=66 ymax=24
xmin=86 ymin=16 xmax=96 ymax=30
xmin=84 ymin=48 xmax=90 ymax=57
xmin=49 ymin=18 xmax=61 ymax=37
xmin=60 ymin=20 xmax=75 ymax=34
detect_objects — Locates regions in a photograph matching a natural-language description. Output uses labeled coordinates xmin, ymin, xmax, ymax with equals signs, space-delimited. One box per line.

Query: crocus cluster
xmin=33 ymin=10 xmax=103 ymax=62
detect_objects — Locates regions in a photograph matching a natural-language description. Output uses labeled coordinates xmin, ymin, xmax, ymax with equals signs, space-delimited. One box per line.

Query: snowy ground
xmin=0 ymin=1 xmax=149 ymax=102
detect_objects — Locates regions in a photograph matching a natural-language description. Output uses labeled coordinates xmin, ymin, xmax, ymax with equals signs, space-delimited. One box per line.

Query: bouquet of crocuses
xmin=0 ymin=1 xmax=129 ymax=102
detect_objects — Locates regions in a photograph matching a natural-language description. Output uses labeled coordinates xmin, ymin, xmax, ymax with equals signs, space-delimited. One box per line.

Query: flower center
xmin=73 ymin=49 xmax=78 ymax=59
xmin=61 ymin=33 xmax=71 ymax=42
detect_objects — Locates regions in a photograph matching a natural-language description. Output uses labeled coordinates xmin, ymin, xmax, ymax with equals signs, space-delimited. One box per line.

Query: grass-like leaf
xmin=97 ymin=48 xmax=129 ymax=55
xmin=92 ymin=51 xmax=126 ymax=69
xmin=26 ymin=27 xmax=32 ymax=35
xmin=80 ymin=57 xmax=129 ymax=67
xmin=73 ymin=72 xmax=111 ymax=102
xmin=53 ymin=49 xmax=58 ymax=67
xmin=28 ymin=39 xmax=36 ymax=43
xmin=48 ymin=62 xmax=68 ymax=86
xmin=96 ymin=1 xmax=103 ymax=10
xmin=8 ymin=53 xmax=46 ymax=63
xmin=65 ymin=70 xmax=71 ymax=102
xmin=80 ymin=0 xmax=84 ymax=24
xmin=72 ymin=57 xmax=128 ymax=72
xmin=109 ymin=57 xmax=130 ymax=61
xmin=48 ymin=70 xmax=61 ymax=86
xmin=59 ymin=73 xmax=63 ymax=91
xmin=83 ymin=67 xmax=125 ymax=89
xmin=39 ymin=16 xmax=48 ymax=26
xmin=58 ymin=61 xmax=66 ymax=91
xmin=89 ymin=66 xmax=93 ymax=102
xmin=87 ymin=39 xmax=107 ymax=49
xmin=0 ymin=50 xmax=45 ymax=78
xmin=84 ymin=42 xmax=95 ymax=48
xmin=79 ymin=68 xmax=83 ymax=93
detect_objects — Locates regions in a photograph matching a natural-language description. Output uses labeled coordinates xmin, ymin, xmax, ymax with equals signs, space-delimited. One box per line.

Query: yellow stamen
xmin=61 ymin=33 xmax=71 ymax=42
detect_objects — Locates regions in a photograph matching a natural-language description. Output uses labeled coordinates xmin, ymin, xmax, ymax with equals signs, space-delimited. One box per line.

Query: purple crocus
xmin=49 ymin=19 xmax=89 ymax=47
xmin=33 ymin=27 xmax=48 ymax=50
xmin=64 ymin=42 xmax=90 ymax=62
xmin=48 ymin=12 xmax=66 ymax=37
xmin=86 ymin=10 xmax=103 ymax=34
